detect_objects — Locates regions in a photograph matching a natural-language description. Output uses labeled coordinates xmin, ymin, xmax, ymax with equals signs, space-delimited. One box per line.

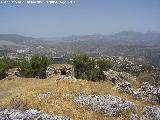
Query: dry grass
xmin=0 ymin=75 xmax=159 ymax=120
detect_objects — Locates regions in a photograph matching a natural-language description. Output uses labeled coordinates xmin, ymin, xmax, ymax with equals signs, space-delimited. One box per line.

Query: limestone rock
xmin=115 ymin=81 xmax=133 ymax=95
xmin=0 ymin=109 xmax=71 ymax=120
xmin=140 ymin=106 xmax=160 ymax=120
xmin=133 ymin=82 xmax=160 ymax=103
xmin=74 ymin=94 xmax=136 ymax=117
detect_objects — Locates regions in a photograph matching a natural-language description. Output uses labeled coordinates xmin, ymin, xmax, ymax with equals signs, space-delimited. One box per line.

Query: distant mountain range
xmin=50 ymin=31 xmax=160 ymax=45
xmin=0 ymin=34 xmax=45 ymax=48
xmin=0 ymin=31 xmax=160 ymax=66
xmin=0 ymin=34 xmax=32 ymax=43
xmin=0 ymin=31 xmax=160 ymax=46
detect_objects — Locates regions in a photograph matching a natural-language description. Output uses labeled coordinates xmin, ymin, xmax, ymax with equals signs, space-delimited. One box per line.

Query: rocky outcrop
xmin=140 ymin=106 xmax=160 ymax=120
xmin=47 ymin=66 xmax=73 ymax=76
xmin=74 ymin=94 xmax=136 ymax=117
xmin=103 ymin=69 xmax=135 ymax=95
xmin=103 ymin=69 xmax=159 ymax=103
xmin=4 ymin=68 xmax=21 ymax=80
xmin=114 ymin=81 xmax=133 ymax=95
xmin=133 ymin=82 xmax=160 ymax=103
xmin=0 ymin=109 xmax=71 ymax=120
xmin=103 ymin=69 xmax=136 ymax=85
xmin=47 ymin=66 xmax=76 ymax=81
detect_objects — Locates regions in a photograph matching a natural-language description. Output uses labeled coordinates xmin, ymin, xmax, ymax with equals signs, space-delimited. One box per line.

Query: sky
xmin=0 ymin=0 xmax=160 ymax=37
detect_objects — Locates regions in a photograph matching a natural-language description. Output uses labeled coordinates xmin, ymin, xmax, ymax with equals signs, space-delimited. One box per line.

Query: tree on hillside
xmin=30 ymin=55 xmax=49 ymax=78
xmin=2 ymin=57 xmax=18 ymax=70
xmin=86 ymin=68 xmax=101 ymax=82
xmin=0 ymin=58 xmax=19 ymax=80
xmin=96 ymin=58 xmax=113 ymax=71
xmin=73 ymin=54 xmax=91 ymax=79
xmin=20 ymin=59 xmax=33 ymax=78
xmin=20 ymin=55 xmax=49 ymax=78
xmin=72 ymin=54 xmax=113 ymax=82
xmin=0 ymin=60 xmax=6 ymax=80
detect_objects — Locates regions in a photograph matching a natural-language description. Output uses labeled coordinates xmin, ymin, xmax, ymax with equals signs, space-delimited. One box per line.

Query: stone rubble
xmin=114 ymin=81 xmax=133 ymax=95
xmin=133 ymin=82 xmax=160 ymax=103
xmin=105 ymin=70 xmax=160 ymax=103
xmin=130 ymin=113 xmax=139 ymax=120
xmin=103 ymin=69 xmax=137 ymax=84
xmin=103 ymin=69 xmax=135 ymax=95
xmin=4 ymin=68 xmax=21 ymax=80
xmin=0 ymin=109 xmax=71 ymax=120
xmin=46 ymin=66 xmax=73 ymax=77
xmin=140 ymin=106 xmax=160 ymax=120
xmin=46 ymin=66 xmax=77 ymax=81
xmin=74 ymin=94 xmax=136 ymax=117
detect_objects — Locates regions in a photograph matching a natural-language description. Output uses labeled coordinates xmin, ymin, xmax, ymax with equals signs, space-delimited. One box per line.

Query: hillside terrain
xmin=0 ymin=32 xmax=160 ymax=119
xmin=0 ymin=63 xmax=159 ymax=120
xmin=0 ymin=76 xmax=158 ymax=120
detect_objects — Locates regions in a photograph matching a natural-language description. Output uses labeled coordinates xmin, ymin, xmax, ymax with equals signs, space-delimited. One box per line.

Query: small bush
xmin=20 ymin=55 xmax=49 ymax=78
xmin=73 ymin=54 xmax=113 ymax=81
xmin=0 ymin=57 xmax=19 ymax=80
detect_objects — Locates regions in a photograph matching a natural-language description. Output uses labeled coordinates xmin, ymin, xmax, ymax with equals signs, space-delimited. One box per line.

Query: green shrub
xmin=73 ymin=54 xmax=91 ymax=79
xmin=20 ymin=55 xmax=49 ymax=78
xmin=96 ymin=58 xmax=113 ymax=71
xmin=0 ymin=60 xmax=6 ymax=79
xmin=73 ymin=54 xmax=113 ymax=81
xmin=0 ymin=57 xmax=19 ymax=80
xmin=20 ymin=59 xmax=33 ymax=78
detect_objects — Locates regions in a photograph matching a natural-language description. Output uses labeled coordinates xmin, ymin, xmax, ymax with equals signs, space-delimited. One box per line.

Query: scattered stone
xmin=140 ymin=106 xmax=160 ymax=120
xmin=47 ymin=65 xmax=76 ymax=81
xmin=74 ymin=94 xmax=136 ymax=117
xmin=103 ymin=69 xmax=136 ymax=84
xmin=103 ymin=69 xmax=120 ymax=83
xmin=37 ymin=92 xmax=52 ymax=100
xmin=47 ymin=66 xmax=73 ymax=77
xmin=119 ymin=72 xmax=137 ymax=81
xmin=0 ymin=109 xmax=71 ymax=120
xmin=114 ymin=81 xmax=133 ymax=95
xmin=130 ymin=113 xmax=139 ymax=120
xmin=133 ymin=82 xmax=160 ymax=103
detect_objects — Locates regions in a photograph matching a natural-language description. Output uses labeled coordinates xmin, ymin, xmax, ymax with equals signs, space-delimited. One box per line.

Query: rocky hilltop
xmin=0 ymin=64 xmax=159 ymax=120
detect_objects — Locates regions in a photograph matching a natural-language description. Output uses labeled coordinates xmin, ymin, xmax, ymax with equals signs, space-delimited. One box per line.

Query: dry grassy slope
xmin=0 ymin=76 xmax=159 ymax=120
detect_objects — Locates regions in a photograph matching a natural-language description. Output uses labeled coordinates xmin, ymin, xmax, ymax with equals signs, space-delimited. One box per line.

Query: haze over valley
xmin=0 ymin=31 xmax=160 ymax=67
xmin=0 ymin=0 xmax=160 ymax=120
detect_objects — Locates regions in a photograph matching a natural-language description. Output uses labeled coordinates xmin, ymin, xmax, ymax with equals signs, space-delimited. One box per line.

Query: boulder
xmin=74 ymin=94 xmax=136 ymax=117
xmin=133 ymin=82 xmax=160 ymax=103
xmin=140 ymin=106 xmax=160 ymax=120
xmin=0 ymin=109 xmax=71 ymax=120
xmin=115 ymin=81 xmax=133 ymax=95
xmin=103 ymin=69 xmax=137 ymax=85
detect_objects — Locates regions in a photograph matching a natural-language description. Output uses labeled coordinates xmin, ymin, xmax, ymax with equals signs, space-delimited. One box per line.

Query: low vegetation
xmin=0 ymin=54 xmax=159 ymax=119
xmin=20 ymin=55 xmax=49 ymax=78
xmin=0 ymin=57 xmax=18 ymax=79
xmin=73 ymin=54 xmax=113 ymax=82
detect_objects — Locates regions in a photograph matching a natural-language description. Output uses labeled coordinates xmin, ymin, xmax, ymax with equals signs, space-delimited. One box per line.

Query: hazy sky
xmin=0 ymin=0 xmax=160 ymax=37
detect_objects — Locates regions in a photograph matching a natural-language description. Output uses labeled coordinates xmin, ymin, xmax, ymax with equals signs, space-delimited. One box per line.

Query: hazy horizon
xmin=0 ymin=0 xmax=160 ymax=37
xmin=1 ymin=30 xmax=160 ymax=39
